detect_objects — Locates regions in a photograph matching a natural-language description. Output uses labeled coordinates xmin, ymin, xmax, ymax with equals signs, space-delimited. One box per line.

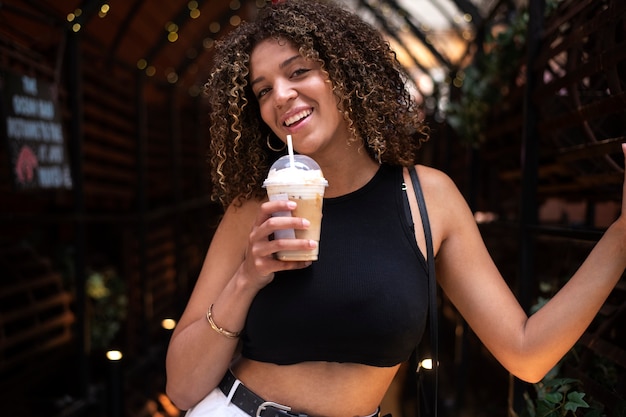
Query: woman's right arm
xmin=165 ymin=198 xmax=315 ymax=410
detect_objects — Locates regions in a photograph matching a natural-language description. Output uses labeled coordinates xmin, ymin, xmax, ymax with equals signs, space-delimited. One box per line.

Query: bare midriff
xmin=231 ymin=358 xmax=401 ymax=417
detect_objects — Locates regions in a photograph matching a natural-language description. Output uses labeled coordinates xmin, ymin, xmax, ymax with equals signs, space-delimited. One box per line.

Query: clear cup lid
xmin=263 ymin=155 xmax=328 ymax=187
xmin=270 ymin=154 xmax=321 ymax=171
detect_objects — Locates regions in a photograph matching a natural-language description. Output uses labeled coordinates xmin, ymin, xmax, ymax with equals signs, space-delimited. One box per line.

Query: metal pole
xmin=169 ymin=88 xmax=185 ymax=316
xmin=515 ymin=0 xmax=545 ymax=412
xmin=136 ymin=74 xmax=150 ymax=353
xmin=66 ymin=23 xmax=89 ymax=407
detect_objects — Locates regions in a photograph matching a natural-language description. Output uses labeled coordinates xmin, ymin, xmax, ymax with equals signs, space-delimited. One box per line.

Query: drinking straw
xmin=287 ymin=135 xmax=295 ymax=168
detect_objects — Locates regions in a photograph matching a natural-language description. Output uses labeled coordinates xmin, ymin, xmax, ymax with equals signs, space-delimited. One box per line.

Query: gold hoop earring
xmin=266 ymin=134 xmax=286 ymax=152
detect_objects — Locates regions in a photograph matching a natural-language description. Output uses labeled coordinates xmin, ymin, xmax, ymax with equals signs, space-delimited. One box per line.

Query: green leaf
xmin=543 ymin=377 xmax=578 ymax=391
xmin=536 ymin=401 xmax=558 ymax=417
xmin=564 ymin=392 xmax=589 ymax=412
xmin=544 ymin=392 xmax=564 ymax=405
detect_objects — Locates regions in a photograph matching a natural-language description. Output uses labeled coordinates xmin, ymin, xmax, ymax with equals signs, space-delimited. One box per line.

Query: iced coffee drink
xmin=263 ymin=154 xmax=328 ymax=261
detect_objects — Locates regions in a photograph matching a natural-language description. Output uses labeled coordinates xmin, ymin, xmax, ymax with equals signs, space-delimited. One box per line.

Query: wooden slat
xmin=555 ymin=138 xmax=626 ymax=163
xmin=0 ymin=273 xmax=60 ymax=298
xmin=537 ymin=0 xmax=626 ymax=69
xmin=83 ymin=182 xmax=134 ymax=199
xmin=0 ymin=291 xmax=73 ymax=326
xmin=83 ymin=123 xmax=136 ymax=151
xmin=1 ymin=329 xmax=73 ymax=370
xmin=83 ymin=140 xmax=135 ymax=167
xmin=83 ymin=162 xmax=136 ymax=183
xmin=537 ymin=91 xmax=626 ymax=132
xmin=1 ymin=309 xmax=74 ymax=349
xmin=83 ymin=80 xmax=136 ymax=116
xmin=0 ymin=244 xmax=75 ymax=372
xmin=83 ymin=100 xmax=136 ymax=134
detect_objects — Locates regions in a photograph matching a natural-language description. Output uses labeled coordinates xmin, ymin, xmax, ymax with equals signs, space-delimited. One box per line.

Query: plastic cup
xmin=263 ymin=155 xmax=328 ymax=261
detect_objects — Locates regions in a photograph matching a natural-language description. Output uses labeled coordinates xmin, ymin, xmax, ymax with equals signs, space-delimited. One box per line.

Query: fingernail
xmin=309 ymin=240 xmax=318 ymax=248
xmin=302 ymin=219 xmax=311 ymax=227
xmin=287 ymin=201 xmax=297 ymax=209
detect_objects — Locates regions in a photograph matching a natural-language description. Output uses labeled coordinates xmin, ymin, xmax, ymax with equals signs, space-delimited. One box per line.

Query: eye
xmin=256 ymin=87 xmax=271 ymax=99
xmin=291 ymin=68 xmax=310 ymax=78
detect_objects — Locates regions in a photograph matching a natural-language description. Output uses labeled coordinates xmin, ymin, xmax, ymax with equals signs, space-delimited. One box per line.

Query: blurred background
xmin=0 ymin=0 xmax=624 ymax=416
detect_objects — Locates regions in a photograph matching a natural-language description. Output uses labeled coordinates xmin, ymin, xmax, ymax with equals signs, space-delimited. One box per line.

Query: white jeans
xmin=183 ymin=382 xmax=382 ymax=417
xmin=184 ymin=387 xmax=249 ymax=417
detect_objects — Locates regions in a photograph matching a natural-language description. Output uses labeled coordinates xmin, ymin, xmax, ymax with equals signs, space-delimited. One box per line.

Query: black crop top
xmin=242 ymin=165 xmax=429 ymax=367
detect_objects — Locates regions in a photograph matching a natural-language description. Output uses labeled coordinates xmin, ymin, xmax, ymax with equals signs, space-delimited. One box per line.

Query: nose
xmin=273 ymin=79 xmax=297 ymax=108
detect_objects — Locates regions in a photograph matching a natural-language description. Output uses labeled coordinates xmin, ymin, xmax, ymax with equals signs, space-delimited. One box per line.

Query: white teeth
xmin=284 ymin=110 xmax=312 ymax=127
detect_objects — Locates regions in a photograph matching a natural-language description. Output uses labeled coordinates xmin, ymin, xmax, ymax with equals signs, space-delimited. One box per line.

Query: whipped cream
xmin=263 ymin=155 xmax=328 ymax=187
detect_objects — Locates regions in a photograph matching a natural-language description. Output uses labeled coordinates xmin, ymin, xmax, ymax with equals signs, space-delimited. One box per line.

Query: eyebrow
xmin=250 ymin=54 xmax=303 ymax=88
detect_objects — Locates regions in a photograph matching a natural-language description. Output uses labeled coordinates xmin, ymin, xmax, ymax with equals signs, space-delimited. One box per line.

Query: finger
xmin=251 ymin=215 xmax=310 ymax=246
xmin=247 ymin=242 xmax=313 ymax=279
xmin=260 ymin=199 xmax=297 ymax=217
xmin=251 ymin=199 xmax=295 ymax=229
xmin=268 ymin=236 xmax=317 ymax=254
xmin=251 ymin=234 xmax=316 ymax=260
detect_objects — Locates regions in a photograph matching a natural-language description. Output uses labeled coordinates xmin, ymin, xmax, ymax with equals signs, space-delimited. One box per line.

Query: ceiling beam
xmin=359 ymin=0 xmax=451 ymax=70
xmin=447 ymin=0 xmax=482 ymax=26
xmin=356 ymin=0 xmax=437 ymax=91
xmin=144 ymin=0 xmax=208 ymax=65
xmin=175 ymin=4 xmax=237 ymax=83
xmin=107 ymin=0 xmax=146 ymax=66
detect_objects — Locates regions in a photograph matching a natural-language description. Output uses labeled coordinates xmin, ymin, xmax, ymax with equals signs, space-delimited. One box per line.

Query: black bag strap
xmin=409 ymin=165 xmax=438 ymax=417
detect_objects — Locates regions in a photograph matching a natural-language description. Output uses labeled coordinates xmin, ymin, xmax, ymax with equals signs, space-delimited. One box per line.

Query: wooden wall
xmin=455 ymin=0 xmax=626 ymax=414
xmin=0 ymin=17 xmax=220 ymax=416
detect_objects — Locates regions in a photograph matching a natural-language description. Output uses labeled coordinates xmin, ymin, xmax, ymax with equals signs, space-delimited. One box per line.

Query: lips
xmin=283 ymin=109 xmax=312 ymax=127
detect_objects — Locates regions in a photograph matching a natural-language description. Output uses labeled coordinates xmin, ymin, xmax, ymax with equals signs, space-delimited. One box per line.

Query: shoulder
xmin=409 ymin=164 xmax=475 ymax=245
xmin=219 ymin=196 xmax=266 ymax=233
xmin=412 ymin=164 xmax=464 ymax=203
xmin=224 ymin=195 xmax=265 ymax=217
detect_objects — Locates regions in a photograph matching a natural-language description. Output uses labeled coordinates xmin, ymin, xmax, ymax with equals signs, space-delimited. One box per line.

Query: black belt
xmin=218 ymin=370 xmax=383 ymax=417
xmin=219 ymin=370 xmax=309 ymax=417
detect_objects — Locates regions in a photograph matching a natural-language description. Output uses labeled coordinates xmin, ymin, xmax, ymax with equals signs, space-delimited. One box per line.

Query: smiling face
xmin=249 ymin=38 xmax=352 ymax=159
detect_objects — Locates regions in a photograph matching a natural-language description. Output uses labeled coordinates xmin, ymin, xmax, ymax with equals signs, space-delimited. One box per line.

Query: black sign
xmin=1 ymin=69 xmax=72 ymax=190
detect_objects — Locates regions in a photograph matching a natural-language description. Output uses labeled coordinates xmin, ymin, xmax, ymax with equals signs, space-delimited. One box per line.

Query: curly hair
xmin=206 ymin=0 xmax=429 ymax=208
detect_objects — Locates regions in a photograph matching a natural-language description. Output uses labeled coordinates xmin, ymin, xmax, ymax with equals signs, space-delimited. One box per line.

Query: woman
xmin=165 ymin=1 xmax=626 ymax=416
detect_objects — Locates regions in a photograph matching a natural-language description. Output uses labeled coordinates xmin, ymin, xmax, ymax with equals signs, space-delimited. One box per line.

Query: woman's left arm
xmin=429 ymin=143 xmax=626 ymax=383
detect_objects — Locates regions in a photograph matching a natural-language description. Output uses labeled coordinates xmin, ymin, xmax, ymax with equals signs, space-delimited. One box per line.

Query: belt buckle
xmin=256 ymin=401 xmax=292 ymax=417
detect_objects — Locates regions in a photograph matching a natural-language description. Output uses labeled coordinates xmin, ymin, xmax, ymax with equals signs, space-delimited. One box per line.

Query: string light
xmin=418 ymin=358 xmax=433 ymax=370
xmin=106 ymin=350 xmax=123 ymax=361
xmin=165 ymin=21 xmax=179 ymax=43
xmin=99 ymin=4 xmax=110 ymax=18
xmin=209 ymin=22 xmax=221 ymax=33
xmin=203 ymin=38 xmax=214 ymax=49
xmin=166 ymin=70 xmax=179 ymax=84
xmin=189 ymin=1 xmax=200 ymax=18
xmin=161 ymin=319 xmax=177 ymax=330
xmin=230 ymin=15 xmax=241 ymax=26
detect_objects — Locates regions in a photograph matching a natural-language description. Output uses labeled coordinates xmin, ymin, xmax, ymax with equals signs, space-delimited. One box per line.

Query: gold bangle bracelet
xmin=206 ymin=304 xmax=241 ymax=339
